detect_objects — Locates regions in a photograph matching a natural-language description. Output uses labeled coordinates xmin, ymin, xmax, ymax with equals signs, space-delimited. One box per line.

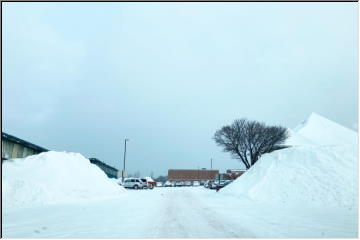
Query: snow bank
xmin=285 ymin=129 xmax=315 ymax=146
xmin=222 ymin=145 xmax=357 ymax=207
xmin=222 ymin=113 xmax=358 ymax=207
xmin=295 ymin=112 xmax=357 ymax=148
xmin=2 ymin=151 xmax=126 ymax=209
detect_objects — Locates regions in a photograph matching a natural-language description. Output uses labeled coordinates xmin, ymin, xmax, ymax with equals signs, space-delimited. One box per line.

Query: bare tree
xmin=154 ymin=175 xmax=168 ymax=182
xmin=214 ymin=119 xmax=289 ymax=169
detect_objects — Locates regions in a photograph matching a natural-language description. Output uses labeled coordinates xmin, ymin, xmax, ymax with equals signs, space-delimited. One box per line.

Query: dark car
xmin=175 ymin=181 xmax=184 ymax=187
xmin=210 ymin=180 xmax=233 ymax=190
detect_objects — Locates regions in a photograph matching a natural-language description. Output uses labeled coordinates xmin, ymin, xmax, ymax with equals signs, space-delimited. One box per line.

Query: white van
xmin=123 ymin=178 xmax=144 ymax=189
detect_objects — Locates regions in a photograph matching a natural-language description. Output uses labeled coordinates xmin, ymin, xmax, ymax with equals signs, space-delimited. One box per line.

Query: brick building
xmin=168 ymin=169 xmax=219 ymax=182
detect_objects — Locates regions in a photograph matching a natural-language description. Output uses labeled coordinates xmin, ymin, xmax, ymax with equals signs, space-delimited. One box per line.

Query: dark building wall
xmin=168 ymin=169 xmax=219 ymax=181
xmin=89 ymin=158 xmax=118 ymax=178
xmin=2 ymin=132 xmax=48 ymax=160
xmin=2 ymin=133 xmax=120 ymax=180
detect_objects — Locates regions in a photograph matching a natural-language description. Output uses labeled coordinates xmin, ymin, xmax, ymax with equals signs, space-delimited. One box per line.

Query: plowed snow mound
xmin=222 ymin=113 xmax=358 ymax=207
xmin=285 ymin=129 xmax=315 ymax=146
xmin=295 ymin=112 xmax=357 ymax=148
xmin=222 ymin=146 xmax=357 ymax=207
xmin=2 ymin=151 xmax=126 ymax=209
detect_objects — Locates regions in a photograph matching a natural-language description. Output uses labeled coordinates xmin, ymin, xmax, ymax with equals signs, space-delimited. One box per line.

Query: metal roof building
xmin=89 ymin=158 xmax=118 ymax=179
xmin=1 ymin=132 xmax=48 ymax=160
xmin=2 ymin=132 xmax=119 ymax=179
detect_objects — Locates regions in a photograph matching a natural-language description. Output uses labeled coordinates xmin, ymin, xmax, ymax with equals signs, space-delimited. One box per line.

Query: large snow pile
xmin=295 ymin=112 xmax=357 ymax=148
xmin=2 ymin=151 xmax=126 ymax=209
xmin=222 ymin=113 xmax=358 ymax=207
xmin=285 ymin=129 xmax=315 ymax=146
xmin=222 ymin=145 xmax=357 ymax=207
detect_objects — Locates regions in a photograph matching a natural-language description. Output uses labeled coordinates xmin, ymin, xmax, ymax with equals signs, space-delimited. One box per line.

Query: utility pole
xmin=197 ymin=166 xmax=199 ymax=182
xmin=217 ymin=172 xmax=221 ymax=192
xmin=122 ymin=138 xmax=129 ymax=183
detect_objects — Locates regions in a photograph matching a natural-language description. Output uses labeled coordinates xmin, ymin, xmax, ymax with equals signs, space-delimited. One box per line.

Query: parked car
xmin=123 ymin=178 xmax=144 ymax=189
xmin=175 ymin=181 xmax=184 ymax=187
xmin=210 ymin=180 xmax=233 ymax=190
xmin=193 ymin=181 xmax=200 ymax=186
xmin=184 ymin=181 xmax=192 ymax=186
xmin=140 ymin=178 xmax=148 ymax=189
xmin=209 ymin=180 xmax=220 ymax=189
xmin=140 ymin=177 xmax=156 ymax=189
xmin=146 ymin=177 xmax=156 ymax=188
xmin=164 ymin=181 xmax=172 ymax=187
xmin=156 ymin=182 xmax=163 ymax=187
xmin=204 ymin=180 xmax=213 ymax=188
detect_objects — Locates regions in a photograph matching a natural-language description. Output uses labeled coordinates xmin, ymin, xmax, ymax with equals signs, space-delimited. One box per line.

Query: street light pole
xmin=197 ymin=166 xmax=199 ymax=182
xmin=122 ymin=138 xmax=129 ymax=183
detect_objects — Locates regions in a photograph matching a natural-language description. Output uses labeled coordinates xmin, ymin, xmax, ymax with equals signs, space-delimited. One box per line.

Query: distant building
xmin=214 ymin=169 xmax=247 ymax=181
xmin=2 ymin=132 xmax=118 ymax=179
xmin=214 ymin=173 xmax=232 ymax=180
xmin=2 ymin=132 xmax=48 ymax=161
xmin=168 ymin=169 xmax=219 ymax=182
xmin=89 ymin=158 xmax=118 ymax=178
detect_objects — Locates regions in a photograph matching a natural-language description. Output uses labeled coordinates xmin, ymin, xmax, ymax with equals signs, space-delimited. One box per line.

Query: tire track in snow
xmin=153 ymin=188 xmax=255 ymax=238
xmin=181 ymin=189 xmax=255 ymax=238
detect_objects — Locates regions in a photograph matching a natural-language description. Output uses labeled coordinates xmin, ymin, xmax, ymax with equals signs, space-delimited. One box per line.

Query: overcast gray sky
xmin=2 ymin=3 xmax=358 ymax=176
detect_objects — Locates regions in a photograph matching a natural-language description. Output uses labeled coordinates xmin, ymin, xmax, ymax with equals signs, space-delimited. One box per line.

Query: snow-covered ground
xmin=2 ymin=112 xmax=358 ymax=238
xmin=3 ymin=187 xmax=357 ymax=238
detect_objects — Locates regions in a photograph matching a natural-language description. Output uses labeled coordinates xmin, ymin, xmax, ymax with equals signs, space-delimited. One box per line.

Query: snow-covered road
xmin=151 ymin=188 xmax=255 ymax=238
xmin=3 ymin=187 xmax=357 ymax=238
